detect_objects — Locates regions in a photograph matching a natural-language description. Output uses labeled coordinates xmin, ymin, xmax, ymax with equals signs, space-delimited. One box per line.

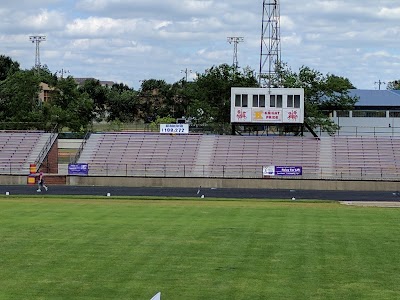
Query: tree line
xmin=1 ymin=54 xmax=398 ymax=134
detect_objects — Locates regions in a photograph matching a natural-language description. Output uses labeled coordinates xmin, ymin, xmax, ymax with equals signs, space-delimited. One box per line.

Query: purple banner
xmin=275 ymin=166 xmax=302 ymax=176
xmin=68 ymin=163 xmax=89 ymax=176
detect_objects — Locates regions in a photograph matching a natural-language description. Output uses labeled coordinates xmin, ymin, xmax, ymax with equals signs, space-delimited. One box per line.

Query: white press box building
xmin=231 ymin=87 xmax=305 ymax=125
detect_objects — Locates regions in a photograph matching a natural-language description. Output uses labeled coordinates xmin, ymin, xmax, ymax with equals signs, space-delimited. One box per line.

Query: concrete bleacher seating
xmin=0 ymin=131 xmax=51 ymax=174
xmin=209 ymin=135 xmax=320 ymax=178
xmin=331 ymin=136 xmax=400 ymax=180
xmin=3 ymin=129 xmax=400 ymax=180
xmin=76 ymin=133 xmax=400 ymax=180
xmin=78 ymin=133 xmax=201 ymax=176
xmin=78 ymin=133 xmax=321 ymax=178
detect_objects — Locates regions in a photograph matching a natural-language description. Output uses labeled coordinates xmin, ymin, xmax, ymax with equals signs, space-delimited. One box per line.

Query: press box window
xmin=294 ymin=95 xmax=300 ymax=108
xmin=287 ymin=95 xmax=301 ymax=108
xmin=253 ymin=95 xmax=266 ymax=107
xmin=270 ymin=95 xmax=282 ymax=108
xmin=270 ymin=95 xmax=275 ymax=107
xmin=277 ymin=95 xmax=282 ymax=108
xmin=235 ymin=94 xmax=248 ymax=107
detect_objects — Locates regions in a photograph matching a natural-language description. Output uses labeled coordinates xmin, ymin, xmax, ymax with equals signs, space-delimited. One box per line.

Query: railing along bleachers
xmin=209 ymin=136 xmax=320 ymax=178
xmin=77 ymin=133 xmax=400 ymax=181
xmin=332 ymin=136 xmax=400 ymax=180
xmin=79 ymin=133 xmax=201 ymax=176
xmin=80 ymin=133 xmax=321 ymax=178
xmin=0 ymin=131 xmax=44 ymax=174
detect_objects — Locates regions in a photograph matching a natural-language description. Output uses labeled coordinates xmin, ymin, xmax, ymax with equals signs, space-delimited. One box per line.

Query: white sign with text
xmin=160 ymin=124 xmax=189 ymax=134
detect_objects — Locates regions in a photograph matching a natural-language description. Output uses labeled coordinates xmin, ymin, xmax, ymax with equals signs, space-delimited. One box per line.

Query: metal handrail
xmin=34 ymin=125 xmax=58 ymax=171
xmin=71 ymin=131 xmax=91 ymax=164
xmin=1 ymin=160 xmax=400 ymax=181
xmin=74 ymin=163 xmax=400 ymax=181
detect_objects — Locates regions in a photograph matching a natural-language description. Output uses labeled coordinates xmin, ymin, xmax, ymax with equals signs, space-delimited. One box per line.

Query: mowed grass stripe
xmin=0 ymin=198 xmax=400 ymax=299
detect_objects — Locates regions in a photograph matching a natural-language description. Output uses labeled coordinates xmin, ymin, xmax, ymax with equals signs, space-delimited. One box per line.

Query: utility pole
xmin=259 ymin=0 xmax=281 ymax=87
xmin=375 ymin=80 xmax=386 ymax=90
xmin=29 ymin=35 xmax=46 ymax=74
xmin=181 ymin=68 xmax=192 ymax=82
xmin=227 ymin=37 xmax=244 ymax=70
xmin=57 ymin=68 xmax=70 ymax=78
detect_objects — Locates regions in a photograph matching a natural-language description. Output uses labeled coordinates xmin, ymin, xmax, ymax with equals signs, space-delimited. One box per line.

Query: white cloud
xmin=22 ymin=9 xmax=66 ymax=31
xmin=378 ymin=7 xmax=400 ymax=19
xmin=65 ymin=17 xmax=138 ymax=37
xmin=363 ymin=51 xmax=392 ymax=60
xmin=0 ymin=0 xmax=399 ymax=89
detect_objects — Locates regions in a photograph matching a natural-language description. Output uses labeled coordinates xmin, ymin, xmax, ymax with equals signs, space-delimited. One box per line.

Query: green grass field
xmin=1 ymin=196 xmax=400 ymax=300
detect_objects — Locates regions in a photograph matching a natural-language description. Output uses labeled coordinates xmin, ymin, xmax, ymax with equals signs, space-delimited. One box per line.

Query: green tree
xmin=49 ymin=77 xmax=94 ymax=132
xmin=78 ymin=79 xmax=109 ymax=121
xmin=106 ymin=86 xmax=139 ymax=122
xmin=173 ymin=80 xmax=198 ymax=119
xmin=138 ymin=79 xmax=172 ymax=122
xmin=149 ymin=115 xmax=176 ymax=131
xmin=279 ymin=65 xmax=357 ymax=134
xmin=190 ymin=64 xmax=258 ymax=132
xmin=0 ymin=70 xmax=42 ymax=128
xmin=387 ymin=80 xmax=400 ymax=90
xmin=37 ymin=65 xmax=58 ymax=87
xmin=167 ymin=80 xmax=186 ymax=119
xmin=0 ymin=55 xmax=20 ymax=81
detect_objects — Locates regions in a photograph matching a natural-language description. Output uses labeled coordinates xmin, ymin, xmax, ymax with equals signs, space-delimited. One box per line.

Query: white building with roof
xmin=331 ymin=89 xmax=400 ymax=136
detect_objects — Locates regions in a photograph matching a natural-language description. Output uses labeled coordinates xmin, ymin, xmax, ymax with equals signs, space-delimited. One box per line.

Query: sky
xmin=0 ymin=0 xmax=399 ymax=90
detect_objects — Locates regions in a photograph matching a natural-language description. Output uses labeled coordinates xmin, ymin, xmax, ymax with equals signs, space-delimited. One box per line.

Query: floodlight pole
xmin=57 ymin=68 xmax=70 ymax=78
xmin=259 ymin=0 xmax=281 ymax=87
xmin=181 ymin=68 xmax=192 ymax=82
xmin=29 ymin=35 xmax=46 ymax=74
xmin=227 ymin=37 xmax=244 ymax=70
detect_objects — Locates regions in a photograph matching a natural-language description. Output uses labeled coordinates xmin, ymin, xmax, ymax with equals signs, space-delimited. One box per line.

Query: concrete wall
xmin=0 ymin=176 xmax=30 ymax=185
xmin=2 ymin=175 xmax=400 ymax=192
xmin=67 ymin=176 xmax=400 ymax=192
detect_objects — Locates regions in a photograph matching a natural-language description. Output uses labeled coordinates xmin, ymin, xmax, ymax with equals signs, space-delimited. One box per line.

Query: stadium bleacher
xmin=2 ymin=130 xmax=400 ymax=181
xmin=0 ymin=131 xmax=51 ymax=174
xmin=76 ymin=133 xmax=400 ymax=180
xmin=332 ymin=136 xmax=400 ymax=180
xmin=78 ymin=133 xmax=201 ymax=177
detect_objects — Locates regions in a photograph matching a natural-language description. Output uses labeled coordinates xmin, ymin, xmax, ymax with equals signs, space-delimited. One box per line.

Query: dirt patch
xmin=340 ymin=201 xmax=400 ymax=208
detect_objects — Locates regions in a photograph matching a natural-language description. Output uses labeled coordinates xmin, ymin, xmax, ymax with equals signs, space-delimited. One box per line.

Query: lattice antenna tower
xmin=259 ymin=0 xmax=281 ymax=87
xmin=29 ymin=35 xmax=46 ymax=74
xmin=227 ymin=37 xmax=244 ymax=70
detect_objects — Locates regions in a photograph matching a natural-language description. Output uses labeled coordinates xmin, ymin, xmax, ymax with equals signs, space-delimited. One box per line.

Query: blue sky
xmin=1 ymin=0 xmax=399 ymax=90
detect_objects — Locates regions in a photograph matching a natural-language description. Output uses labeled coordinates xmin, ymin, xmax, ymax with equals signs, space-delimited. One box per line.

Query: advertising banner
xmin=275 ymin=166 xmax=302 ymax=176
xmin=263 ymin=166 xmax=302 ymax=176
xmin=68 ymin=163 xmax=89 ymax=176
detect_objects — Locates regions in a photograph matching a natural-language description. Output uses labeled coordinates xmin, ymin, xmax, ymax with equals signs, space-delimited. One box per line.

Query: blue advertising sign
xmin=263 ymin=166 xmax=302 ymax=176
xmin=275 ymin=166 xmax=302 ymax=176
xmin=68 ymin=163 xmax=89 ymax=176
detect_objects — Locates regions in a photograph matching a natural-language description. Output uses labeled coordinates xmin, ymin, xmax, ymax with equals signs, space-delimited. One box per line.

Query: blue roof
xmin=348 ymin=89 xmax=400 ymax=107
